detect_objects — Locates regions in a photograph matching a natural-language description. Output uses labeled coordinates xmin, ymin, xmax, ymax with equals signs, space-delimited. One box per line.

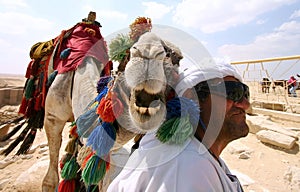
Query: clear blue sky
xmin=1 ymin=0 xmax=300 ymax=80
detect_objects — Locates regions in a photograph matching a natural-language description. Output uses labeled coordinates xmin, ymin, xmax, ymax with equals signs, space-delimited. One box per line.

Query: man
xmin=108 ymin=61 xmax=250 ymax=192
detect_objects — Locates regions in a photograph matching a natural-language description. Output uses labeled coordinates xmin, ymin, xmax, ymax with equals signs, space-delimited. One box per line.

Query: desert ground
xmin=0 ymin=75 xmax=299 ymax=192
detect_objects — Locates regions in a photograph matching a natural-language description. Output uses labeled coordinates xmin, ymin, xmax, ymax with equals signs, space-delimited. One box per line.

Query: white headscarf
xmin=175 ymin=60 xmax=243 ymax=97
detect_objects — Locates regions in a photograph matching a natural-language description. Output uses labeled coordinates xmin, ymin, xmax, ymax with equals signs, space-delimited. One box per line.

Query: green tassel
xmin=25 ymin=78 xmax=35 ymax=99
xmin=156 ymin=117 xmax=178 ymax=143
xmin=156 ymin=116 xmax=194 ymax=145
xmin=61 ymin=157 xmax=80 ymax=180
xmin=168 ymin=116 xmax=193 ymax=145
xmin=82 ymin=154 xmax=106 ymax=186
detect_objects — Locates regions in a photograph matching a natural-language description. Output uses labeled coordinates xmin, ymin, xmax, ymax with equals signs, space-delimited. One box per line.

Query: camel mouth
xmin=131 ymin=88 xmax=164 ymax=117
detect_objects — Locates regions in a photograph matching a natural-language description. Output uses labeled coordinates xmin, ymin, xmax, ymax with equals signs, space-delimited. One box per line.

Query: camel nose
xmin=125 ymin=42 xmax=166 ymax=91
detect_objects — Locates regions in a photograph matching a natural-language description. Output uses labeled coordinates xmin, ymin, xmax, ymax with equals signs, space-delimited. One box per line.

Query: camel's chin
xmin=129 ymin=104 xmax=166 ymax=132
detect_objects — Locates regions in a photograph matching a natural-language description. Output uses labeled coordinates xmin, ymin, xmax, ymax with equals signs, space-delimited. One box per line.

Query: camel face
xmin=124 ymin=32 xmax=177 ymax=132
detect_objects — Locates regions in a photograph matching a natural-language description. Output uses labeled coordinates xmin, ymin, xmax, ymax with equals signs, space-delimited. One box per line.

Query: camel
xmin=37 ymin=14 xmax=110 ymax=191
xmin=48 ymin=25 xmax=182 ymax=191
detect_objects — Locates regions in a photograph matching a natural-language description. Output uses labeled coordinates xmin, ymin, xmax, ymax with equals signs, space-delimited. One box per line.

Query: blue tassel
xmin=95 ymin=86 xmax=108 ymax=102
xmin=60 ymin=48 xmax=71 ymax=59
xmin=165 ymin=98 xmax=181 ymax=120
xmin=86 ymin=122 xmax=116 ymax=157
xmin=97 ymin=76 xmax=112 ymax=94
xmin=179 ymin=97 xmax=200 ymax=127
xmin=76 ymin=105 xmax=99 ymax=138
xmin=76 ymin=87 xmax=108 ymax=138
xmin=47 ymin=70 xmax=58 ymax=87
xmin=166 ymin=97 xmax=200 ymax=127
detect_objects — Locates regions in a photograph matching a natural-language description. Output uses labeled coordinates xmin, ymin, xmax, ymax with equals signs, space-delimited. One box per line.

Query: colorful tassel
xmin=97 ymin=76 xmax=112 ymax=94
xmin=76 ymin=106 xmax=99 ymax=138
xmin=57 ymin=179 xmax=76 ymax=192
xmin=64 ymin=137 xmax=77 ymax=154
xmin=97 ymin=92 xmax=123 ymax=123
xmin=156 ymin=117 xmax=178 ymax=143
xmin=61 ymin=157 xmax=80 ymax=180
xmin=60 ymin=48 xmax=71 ymax=59
xmin=156 ymin=116 xmax=193 ymax=145
xmin=156 ymin=97 xmax=200 ymax=145
xmin=167 ymin=116 xmax=194 ymax=145
xmin=24 ymin=78 xmax=35 ymax=99
xmin=34 ymin=94 xmax=42 ymax=111
xmin=69 ymin=123 xmax=78 ymax=138
xmin=86 ymin=122 xmax=116 ymax=157
xmin=80 ymin=151 xmax=94 ymax=170
xmin=82 ymin=154 xmax=107 ymax=186
xmin=95 ymin=86 xmax=108 ymax=102
xmin=18 ymin=97 xmax=28 ymax=115
xmin=59 ymin=153 xmax=72 ymax=170
xmin=46 ymin=70 xmax=58 ymax=87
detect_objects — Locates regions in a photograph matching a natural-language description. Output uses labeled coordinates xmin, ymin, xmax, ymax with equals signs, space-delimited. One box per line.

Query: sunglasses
xmin=203 ymin=81 xmax=250 ymax=102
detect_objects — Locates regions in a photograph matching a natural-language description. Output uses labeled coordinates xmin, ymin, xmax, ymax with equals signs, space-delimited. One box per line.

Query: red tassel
xmin=57 ymin=179 xmax=76 ymax=192
xmin=69 ymin=124 xmax=78 ymax=138
xmin=105 ymin=155 xmax=110 ymax=171
xmin=24 ymin=99 xmax=34 ymax=117
xmin=18 ymin=97 xmax=28 ymax=115
xmin=34 ymin=94 xmax=42 ymax=111
xmin=97 ymin=92 xmax=123 ymax=122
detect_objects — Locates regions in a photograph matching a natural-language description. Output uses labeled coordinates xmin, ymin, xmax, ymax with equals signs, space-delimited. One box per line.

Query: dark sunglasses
xmin=203 ymin=81 xmax=250 ymax=102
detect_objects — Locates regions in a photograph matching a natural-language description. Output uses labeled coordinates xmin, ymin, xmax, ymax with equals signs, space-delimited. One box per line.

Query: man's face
xmin=211 ymin=76 xmax=250 ymax=142
xmin=200 ymin=76 xmax=250 ymax=142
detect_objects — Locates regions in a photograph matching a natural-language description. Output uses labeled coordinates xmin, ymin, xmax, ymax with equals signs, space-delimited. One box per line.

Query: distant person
xmin=288 ymin=76 xmax=298 ymax=97
xmin=107 ymin=61 xmax=249 ymax=191
xmin=261 ymin=77 xmax=271 ymax=93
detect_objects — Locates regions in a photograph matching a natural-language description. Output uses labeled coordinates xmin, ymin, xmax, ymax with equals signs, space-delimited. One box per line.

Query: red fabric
xmin=103 ymin=60 xmax=113 ymax=76
xmin=25 ymin=60 xmax=34 ymax=78
xmin=18 ymin=97 xmax=28 ymax=115
xmin=53 ymin=22 xmax=109 ymax=74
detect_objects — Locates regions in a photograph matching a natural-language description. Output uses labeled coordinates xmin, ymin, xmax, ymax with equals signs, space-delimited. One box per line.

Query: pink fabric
xmin=53 ymin=23 xmax=109 ymax=74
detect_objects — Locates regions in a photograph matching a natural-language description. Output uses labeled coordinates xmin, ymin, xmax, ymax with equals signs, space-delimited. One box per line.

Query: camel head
xmin=124 ymin=32 xmax=182 ymax=132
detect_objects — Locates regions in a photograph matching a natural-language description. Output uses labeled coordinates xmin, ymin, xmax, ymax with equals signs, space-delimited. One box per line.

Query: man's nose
xmin=235 ymin=96 xmax=250 ymax=110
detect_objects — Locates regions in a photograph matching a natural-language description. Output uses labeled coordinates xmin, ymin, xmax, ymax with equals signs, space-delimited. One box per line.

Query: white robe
xmin=107 ymin=133 xmax=243 ymax=192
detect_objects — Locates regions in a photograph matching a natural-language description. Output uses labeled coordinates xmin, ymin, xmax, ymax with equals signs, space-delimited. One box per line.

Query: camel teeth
xmin=133 ymin=102 xmax=139 ymax=111
xmin=148 ymin=105 xmax=160 ymax=115
xmin=138 ymin=107 xmax=148 ymax=114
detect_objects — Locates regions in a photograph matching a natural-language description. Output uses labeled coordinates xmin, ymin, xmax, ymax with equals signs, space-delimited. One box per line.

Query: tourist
xmin=107 ymin=61 xmax=250 ymax=192
xmin=288 ymin=76 xmax=298 ymax=97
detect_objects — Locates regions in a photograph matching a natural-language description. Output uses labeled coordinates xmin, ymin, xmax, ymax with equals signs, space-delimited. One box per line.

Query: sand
xmin=0 ymin=74 xmax=299 ymax=192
